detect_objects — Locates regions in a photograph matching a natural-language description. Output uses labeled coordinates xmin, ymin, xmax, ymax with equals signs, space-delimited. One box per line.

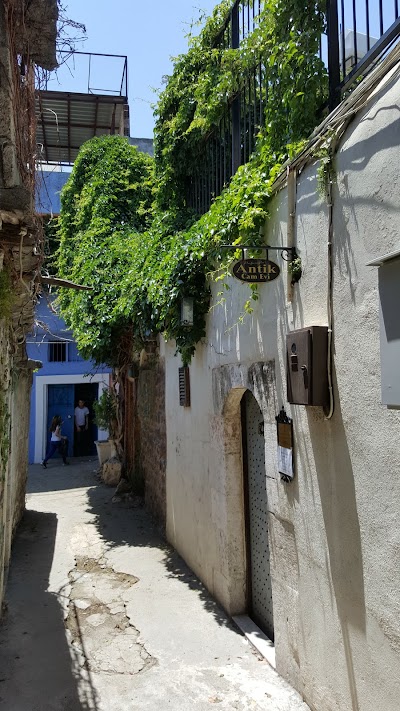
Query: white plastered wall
xmin=34 ymin=374 xmax=109 ymax=463
xmin=165 ymin=66 xmax=400 ymax=711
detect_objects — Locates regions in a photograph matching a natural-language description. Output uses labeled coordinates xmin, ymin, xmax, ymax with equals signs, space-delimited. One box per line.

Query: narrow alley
xmin=0 ymin=460 xmax=309 ymax=711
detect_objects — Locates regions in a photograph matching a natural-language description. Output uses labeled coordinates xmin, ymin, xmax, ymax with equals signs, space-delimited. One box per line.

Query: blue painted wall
xmin=36 ymin=169 xmax=71 ymax=215
xmin=27 ymin=295 xmax=97 ymax=375
xmin=27 ymin=295 xmax=111 ymax=463
xmin=30 ymin=166 xmax=111 ymax=463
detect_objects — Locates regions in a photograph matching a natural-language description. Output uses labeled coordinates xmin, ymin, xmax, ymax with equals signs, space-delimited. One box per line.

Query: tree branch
xmin=41 ymin=276 xmax=93 ymax=291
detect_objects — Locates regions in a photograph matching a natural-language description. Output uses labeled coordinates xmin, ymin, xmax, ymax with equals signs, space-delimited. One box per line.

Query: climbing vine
xmin=57 ymin=137 xmax=155 ymax=366
xmin=155 ymin=0 xmax=326 ymax=211
xmin=57 ymin=0 xmax=327 ymax=366
xmin=316 ymin=131 xmax=338 ymax=201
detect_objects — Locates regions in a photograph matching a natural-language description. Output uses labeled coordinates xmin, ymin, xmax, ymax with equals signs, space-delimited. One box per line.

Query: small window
xmin=48 ymin=342 xmax=66 ymax=362
xmin=178 ymin=366 xmax=190 ymax=407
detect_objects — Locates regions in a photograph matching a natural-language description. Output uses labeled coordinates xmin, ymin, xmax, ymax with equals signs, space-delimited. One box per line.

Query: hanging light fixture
xmin=180 ymin=297 xmax=194 ymax=326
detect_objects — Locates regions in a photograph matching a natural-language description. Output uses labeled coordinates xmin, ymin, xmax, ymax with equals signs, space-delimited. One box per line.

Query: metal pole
xmin=231 ymin=2 xmax=241 ymax=173
xmin=88 ymin=53 xmax=91 ymax=94
xmin=326 ymin=0 xmax=341 ymax=111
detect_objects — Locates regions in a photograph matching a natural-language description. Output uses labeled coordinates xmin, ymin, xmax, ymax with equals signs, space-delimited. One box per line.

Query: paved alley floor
xmin=0 ymin=460 xmax=309 ymax=711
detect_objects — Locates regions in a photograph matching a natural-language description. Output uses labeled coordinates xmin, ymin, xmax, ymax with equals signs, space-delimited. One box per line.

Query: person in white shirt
xmin=74 ymin=399 xmax=89 ymax=455
xmin=41 ymin=415 xmax=69 ymax=467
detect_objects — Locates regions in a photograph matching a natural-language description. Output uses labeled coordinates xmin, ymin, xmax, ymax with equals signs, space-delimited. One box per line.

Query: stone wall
xmin=136 ymin=352 xmax=166 ymax=528
xmin=0 ymin=0 xmax=57 ymax=611
xmin=0 ymin=319 xmax=12 ymax=607
xmin=1 ymin=353 xmax=34 ymax=587
xmin=0 ymin=219 xmax=38 ymax=610
xmin=9 ymin=362 xmax=34 ymax=533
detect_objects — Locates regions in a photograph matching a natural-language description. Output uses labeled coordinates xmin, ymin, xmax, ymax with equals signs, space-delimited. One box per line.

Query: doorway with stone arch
xmin=215 ymin=362 xmax=276 ymax=636
xmin=241 ymin=389 xmax=274 ymax=641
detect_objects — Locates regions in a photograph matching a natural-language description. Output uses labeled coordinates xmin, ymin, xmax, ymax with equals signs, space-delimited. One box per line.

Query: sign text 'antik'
xmin=232 ymin=258 xmax=280 ymax=283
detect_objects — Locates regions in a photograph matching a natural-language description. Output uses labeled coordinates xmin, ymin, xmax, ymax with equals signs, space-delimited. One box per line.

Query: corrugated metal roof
xmin=36 ymin=90 xmax=129 ymax=164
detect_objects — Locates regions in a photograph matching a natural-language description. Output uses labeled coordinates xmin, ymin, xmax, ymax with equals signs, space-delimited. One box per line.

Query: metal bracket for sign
xmin=275 ymin=406 xmax=294 ymax=483
xmin=221 ymin=244 xmax=297 ymax=263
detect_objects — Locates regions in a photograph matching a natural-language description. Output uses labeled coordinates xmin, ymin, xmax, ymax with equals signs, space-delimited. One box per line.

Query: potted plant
xmin=93 ymin=387 xmax=118 ymax=465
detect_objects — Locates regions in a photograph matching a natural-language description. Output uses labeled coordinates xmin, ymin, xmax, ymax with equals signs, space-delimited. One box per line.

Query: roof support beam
xmin=36 ymin=90 xmax=126 ymax=104
xmin=35 ymin=90 xmax=126 ymax=163
xmin=67 ymin=96 xmax=71 ymax=164
xmin=39 ymin=120 xmax=119 ymax=130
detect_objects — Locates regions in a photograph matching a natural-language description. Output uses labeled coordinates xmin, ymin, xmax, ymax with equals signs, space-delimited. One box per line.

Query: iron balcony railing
xmin=41 ymin=51 xmax=129 ymax=100
xmin=327 ymin=0 xmax=400 ymax=107
xmin=186 ymin=0 xmax=400 ymax=215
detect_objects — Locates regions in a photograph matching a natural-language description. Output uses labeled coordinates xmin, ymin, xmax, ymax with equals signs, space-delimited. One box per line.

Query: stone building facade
xmin=128 ymin=347 xmax=166 ymax=526
xmin=161 ymin=56 xmax=400 ymax=711
xmin=0 ymin=0 xmax=57 ymax=610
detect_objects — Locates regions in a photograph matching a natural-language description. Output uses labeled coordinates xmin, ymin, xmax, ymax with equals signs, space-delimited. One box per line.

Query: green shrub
xmin=93 ymin=388 xmax=117 ymax=437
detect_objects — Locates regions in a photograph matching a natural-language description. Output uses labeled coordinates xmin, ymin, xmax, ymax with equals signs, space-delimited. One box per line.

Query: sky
xmin=47 ymin=1 xmax=397 ymax=140
xmin=49 ymin=1 xmax=219 ymax=138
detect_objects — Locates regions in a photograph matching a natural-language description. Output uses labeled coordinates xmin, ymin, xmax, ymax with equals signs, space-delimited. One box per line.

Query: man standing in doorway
xmin=75 ymin=399 xmax=89 ymax=456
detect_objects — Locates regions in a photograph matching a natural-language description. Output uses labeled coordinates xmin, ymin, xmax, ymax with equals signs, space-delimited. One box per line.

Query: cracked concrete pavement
xmin=0 ymin=459 xmax=310 ymax=711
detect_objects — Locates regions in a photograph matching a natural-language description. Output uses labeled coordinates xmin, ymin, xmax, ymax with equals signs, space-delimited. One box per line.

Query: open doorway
xmin=73 ymin=383 xmax=98 ymax=456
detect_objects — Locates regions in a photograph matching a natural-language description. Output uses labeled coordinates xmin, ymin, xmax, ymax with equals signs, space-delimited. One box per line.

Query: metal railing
xmin=40 ymin=51 xmax=129 ymax=100
xmin=187 ymin=1 xmax=265 ymax=213
xmin=186 ymin=0 xmax=400 ymax=215
xmin=327 ymin=0 xmax=400 ymax=108
xmin=27 ymin=339 xmax=84 ymax=363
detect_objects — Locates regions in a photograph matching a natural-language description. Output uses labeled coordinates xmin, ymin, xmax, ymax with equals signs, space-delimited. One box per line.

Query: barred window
xmin=48 ymin=342 xmax=67 ymax=362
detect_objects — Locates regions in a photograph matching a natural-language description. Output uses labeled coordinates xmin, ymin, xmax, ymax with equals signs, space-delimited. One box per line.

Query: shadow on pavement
xmin=85 ymin=483 xmax=237 ymax=632
xmin=0 ymin=509 xmax=99 ymax=711
xmin=24 ymin=462 xmax=237 ymax=637
xmin=28 ymin=458 xmax=99 ymax=494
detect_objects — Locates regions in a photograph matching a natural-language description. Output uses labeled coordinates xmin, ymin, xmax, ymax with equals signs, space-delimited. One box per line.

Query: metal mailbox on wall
xmin=286 ymin=326 xmax=329 ymax=406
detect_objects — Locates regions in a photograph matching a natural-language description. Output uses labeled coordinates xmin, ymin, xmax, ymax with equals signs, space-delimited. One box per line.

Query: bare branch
xmin=41 ymin=276 xmax=93 ymax=291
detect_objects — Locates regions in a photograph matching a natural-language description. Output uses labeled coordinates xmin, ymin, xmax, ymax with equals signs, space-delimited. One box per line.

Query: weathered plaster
xmin=0 ymin=0 xmax=57 ymax=611
xmin=165 ymin=65 xmax=400 ymax=710
xmin=136 ymin=352 xmax=166 ymax=525
xmin=10 ymin=0 xmax=58 ymax=71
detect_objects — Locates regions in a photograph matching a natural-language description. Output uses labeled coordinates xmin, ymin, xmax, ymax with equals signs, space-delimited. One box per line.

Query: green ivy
xmin=93 ymin=387 xmax=118 ymax=437
xmin=43 ymin=216 xmax=62 ymax=273
xmin=56 ymin=136 xmax=156 ymax=366
xmin=56 ymin=1 xmax=327 ymax=367
xmin=154 ymin=0 xmax=327 ymax=211
xmin=316 ymin=131 xmax=337 ymax=201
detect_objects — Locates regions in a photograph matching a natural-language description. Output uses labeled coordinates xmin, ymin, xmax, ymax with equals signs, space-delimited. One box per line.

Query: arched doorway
xmin=241 ymin=389 xmax=274 ymax=640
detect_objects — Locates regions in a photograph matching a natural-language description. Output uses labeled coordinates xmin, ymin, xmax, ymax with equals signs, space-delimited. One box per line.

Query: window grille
xmin=178 ymin=367 xmax=191 ymax=407
xmin=48 ymin=341 xmax=67 ymax=362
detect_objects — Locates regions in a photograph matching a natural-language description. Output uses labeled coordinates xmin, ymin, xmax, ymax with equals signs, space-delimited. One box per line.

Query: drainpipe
xmin=287 ymin=168 xmax=297 ymax=302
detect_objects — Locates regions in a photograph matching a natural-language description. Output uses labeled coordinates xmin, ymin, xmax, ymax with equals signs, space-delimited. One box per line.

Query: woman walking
xmin=41 ymin=415 xmax=69 ymax=468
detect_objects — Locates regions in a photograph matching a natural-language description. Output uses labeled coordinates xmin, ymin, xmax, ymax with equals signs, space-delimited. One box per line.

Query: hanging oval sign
xmin=232 ymin=258 xmax=280 ymax=283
